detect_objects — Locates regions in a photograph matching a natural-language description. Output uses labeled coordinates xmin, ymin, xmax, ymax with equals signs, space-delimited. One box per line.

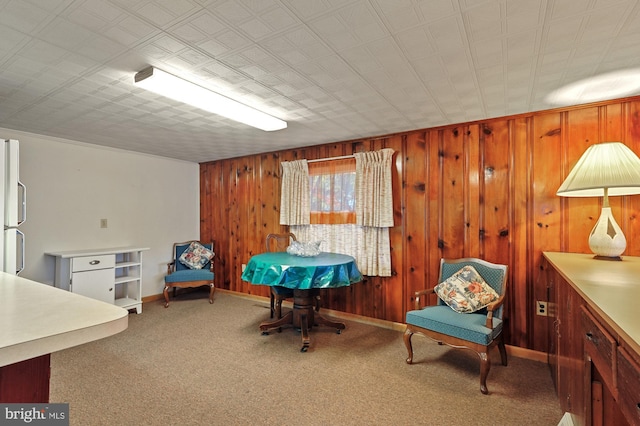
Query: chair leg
xmin=479 ymin=351 xmax=491 ymax=395
xmin=163 ymin=285 xmax=171 ymax=308
xmin=208 ymin=283 xmax=215 ymax=304
xmin=497 ymin=336 xmax=508 ymax=366
xmin=275 ymin=297 xmax=283 ymax=319
xmin=270 ymin=292 xmax=275 ymax=318
xmin=314 ymin=294 xmax=321 ymax=312
xmin=403 ymin=328 xmax=415 ymax=364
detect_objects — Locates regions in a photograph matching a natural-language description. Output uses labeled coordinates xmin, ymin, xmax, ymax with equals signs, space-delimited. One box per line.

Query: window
xmin=283 ymin=149 xmax=393 ymax=277
xmin=308 ymin=157 xmax=355 ymax=224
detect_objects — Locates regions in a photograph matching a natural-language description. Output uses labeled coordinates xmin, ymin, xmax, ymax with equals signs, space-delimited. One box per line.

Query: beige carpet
xmin=50 ymin=290 xmax=563 ymax=425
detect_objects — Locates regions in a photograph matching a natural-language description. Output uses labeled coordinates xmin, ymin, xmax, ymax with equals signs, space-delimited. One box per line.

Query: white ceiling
xmin=1 ymin=0 xmax=639 ymax=163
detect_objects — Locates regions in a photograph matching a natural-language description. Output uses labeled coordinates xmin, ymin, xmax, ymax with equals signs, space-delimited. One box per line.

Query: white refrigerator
xmin=0 ymin=139 xmax=26 ymax=275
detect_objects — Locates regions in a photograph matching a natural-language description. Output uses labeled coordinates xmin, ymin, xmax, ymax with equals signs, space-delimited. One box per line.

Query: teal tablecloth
xmin=241 ymin=252 xmax=362 ymax=290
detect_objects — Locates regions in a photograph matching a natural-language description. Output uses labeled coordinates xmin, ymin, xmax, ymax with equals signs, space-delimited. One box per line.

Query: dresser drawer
xmin=618 ymin=346 xmax=640 ymax=426
xmin=581 ymin=306 xmax=617 ymax=394
xmin=71 ymin=254 xmax=115 ymax=272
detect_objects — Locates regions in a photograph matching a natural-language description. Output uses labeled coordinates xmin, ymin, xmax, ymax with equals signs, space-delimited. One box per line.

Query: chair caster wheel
xmin=336 ymin=329 xmax=342 ymax=334
xmin=300 ymin=346 xmax=308 ymax=352
xmin=261 ymin=331 xmax=269 ymax=335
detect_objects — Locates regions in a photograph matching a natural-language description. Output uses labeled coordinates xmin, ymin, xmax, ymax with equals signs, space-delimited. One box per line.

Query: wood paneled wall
xmin=200 ymin=96 xmax=640 ymax=352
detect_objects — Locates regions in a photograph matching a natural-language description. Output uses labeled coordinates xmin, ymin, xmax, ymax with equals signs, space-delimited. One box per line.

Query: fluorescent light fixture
xmin=134 ymin=66 xmax=287 ymax=131
xmin=557 ymin=142 xmax=640 ymax=259
xmin=546 ymin=69 xmax=640 ymax=106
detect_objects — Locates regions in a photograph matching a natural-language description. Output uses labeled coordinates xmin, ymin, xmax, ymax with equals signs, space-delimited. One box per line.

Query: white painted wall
xmin=1 ymin=127 xmax=200 ymax=298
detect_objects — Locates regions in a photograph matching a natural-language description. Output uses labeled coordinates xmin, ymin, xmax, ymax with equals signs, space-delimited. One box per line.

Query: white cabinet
xmin=47 ymin=247 xmax=149 ymax=314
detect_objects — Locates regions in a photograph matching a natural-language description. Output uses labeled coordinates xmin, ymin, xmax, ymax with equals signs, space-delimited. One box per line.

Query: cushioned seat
xmin=405 ymin=305 xmax=503 ymax=345
xmin=164 ymin=268 xmax=214 ymax=284
xmin=403 ymin=257 xmax=508 ymax=394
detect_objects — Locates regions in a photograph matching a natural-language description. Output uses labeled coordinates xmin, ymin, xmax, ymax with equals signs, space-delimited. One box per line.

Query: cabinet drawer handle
xmin=89 ymin=260 xmax=101 ymax=265
xmin=585 ymin=332 xmax=597 ymax=343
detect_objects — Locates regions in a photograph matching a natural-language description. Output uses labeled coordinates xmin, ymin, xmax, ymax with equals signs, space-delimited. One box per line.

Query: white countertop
xmin=0 ymin=272 xmax=128 ymax=367
xmin=543 ymin=252 xmax=640 ymax=355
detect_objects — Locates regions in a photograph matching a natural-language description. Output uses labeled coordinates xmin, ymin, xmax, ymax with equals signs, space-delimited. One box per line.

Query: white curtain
xmin=279 ymin=160 xmax=310 ymax=225
xmin=283 ymin=149 xmax=394 ymax=276
xmin=348 ymin=148 xmax=395 ymax=276
xmin=290 ymin=224 xmax=391 ymax=276
xmin=354 ymin=148 xmax=394 ymax=227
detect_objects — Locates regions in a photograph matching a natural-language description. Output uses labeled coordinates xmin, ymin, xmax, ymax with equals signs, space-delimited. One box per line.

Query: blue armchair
xmin=164 ymin=241 xmax=215 ymax=308
xmin=403 ymin=258 xmax=508 ymax=394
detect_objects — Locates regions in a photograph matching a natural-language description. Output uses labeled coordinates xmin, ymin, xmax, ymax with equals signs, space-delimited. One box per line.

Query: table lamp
xmin=556 ymin=142 xmax=640 ymax=259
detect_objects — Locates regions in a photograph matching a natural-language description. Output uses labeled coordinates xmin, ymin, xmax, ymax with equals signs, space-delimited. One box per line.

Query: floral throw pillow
xmin=434 ymin=265 xmax=499 ymax=313
xmin=178 ymin=242 xmax=214 ymax=270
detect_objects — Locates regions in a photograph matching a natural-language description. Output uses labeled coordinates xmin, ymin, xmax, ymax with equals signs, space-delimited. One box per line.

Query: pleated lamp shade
xmin=557 ymin=142 xmax=640 ymax=258
xmin=557 ymin=142 xmax=640 ymax=197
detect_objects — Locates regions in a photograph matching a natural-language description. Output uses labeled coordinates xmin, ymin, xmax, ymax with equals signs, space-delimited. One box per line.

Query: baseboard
xmin=143 ymin=288 xmax=550 ymax=363
xmin=142 ymin=293 xmax=165 ymax=303
xmin=504 ymin=345 xmax=549 ymax=363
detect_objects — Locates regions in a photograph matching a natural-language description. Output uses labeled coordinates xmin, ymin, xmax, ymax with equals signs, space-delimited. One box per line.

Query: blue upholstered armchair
xmin=403 ymin=258 xmax=508 ymax=394
xmin=163 ymin=241 xmax=215 ymax=308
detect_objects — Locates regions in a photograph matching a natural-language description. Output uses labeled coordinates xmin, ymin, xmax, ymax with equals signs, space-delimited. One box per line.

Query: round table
xmin=241 ymin=252 xmax=362 ymax=351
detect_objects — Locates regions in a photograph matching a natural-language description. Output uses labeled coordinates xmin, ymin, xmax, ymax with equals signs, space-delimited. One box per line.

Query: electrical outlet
xmin=536 ymin=301 xmax=548 ymax=316
xmin=241 ymin=263 xmax=246 ymax=272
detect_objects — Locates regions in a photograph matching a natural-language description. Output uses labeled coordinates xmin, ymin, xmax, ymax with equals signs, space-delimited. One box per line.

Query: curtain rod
xmin=307 ymin=154 xmax=354 ymax=163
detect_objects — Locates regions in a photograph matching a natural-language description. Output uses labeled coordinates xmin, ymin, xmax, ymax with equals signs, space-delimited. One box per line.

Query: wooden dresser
xmin=543 ymin=252 xmax=640 ymax=426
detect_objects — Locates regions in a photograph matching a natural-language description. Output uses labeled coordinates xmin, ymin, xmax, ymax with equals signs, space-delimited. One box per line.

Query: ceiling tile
xmin=0 ymin=0 xmax=639 ymax=162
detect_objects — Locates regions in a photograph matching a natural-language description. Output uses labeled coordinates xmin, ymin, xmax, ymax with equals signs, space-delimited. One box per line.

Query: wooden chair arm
xmin=484 ymin=293 xmax=506 ymax=328
xmin=414 ymin=287 xmax=436 ymax=310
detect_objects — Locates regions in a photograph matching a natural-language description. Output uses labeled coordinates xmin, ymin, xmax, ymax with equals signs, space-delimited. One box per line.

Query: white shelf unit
xmin=114 ymin=250 xmax=143 ymax=312
xmin=47 ymin=246 xmax=149 ymax=314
